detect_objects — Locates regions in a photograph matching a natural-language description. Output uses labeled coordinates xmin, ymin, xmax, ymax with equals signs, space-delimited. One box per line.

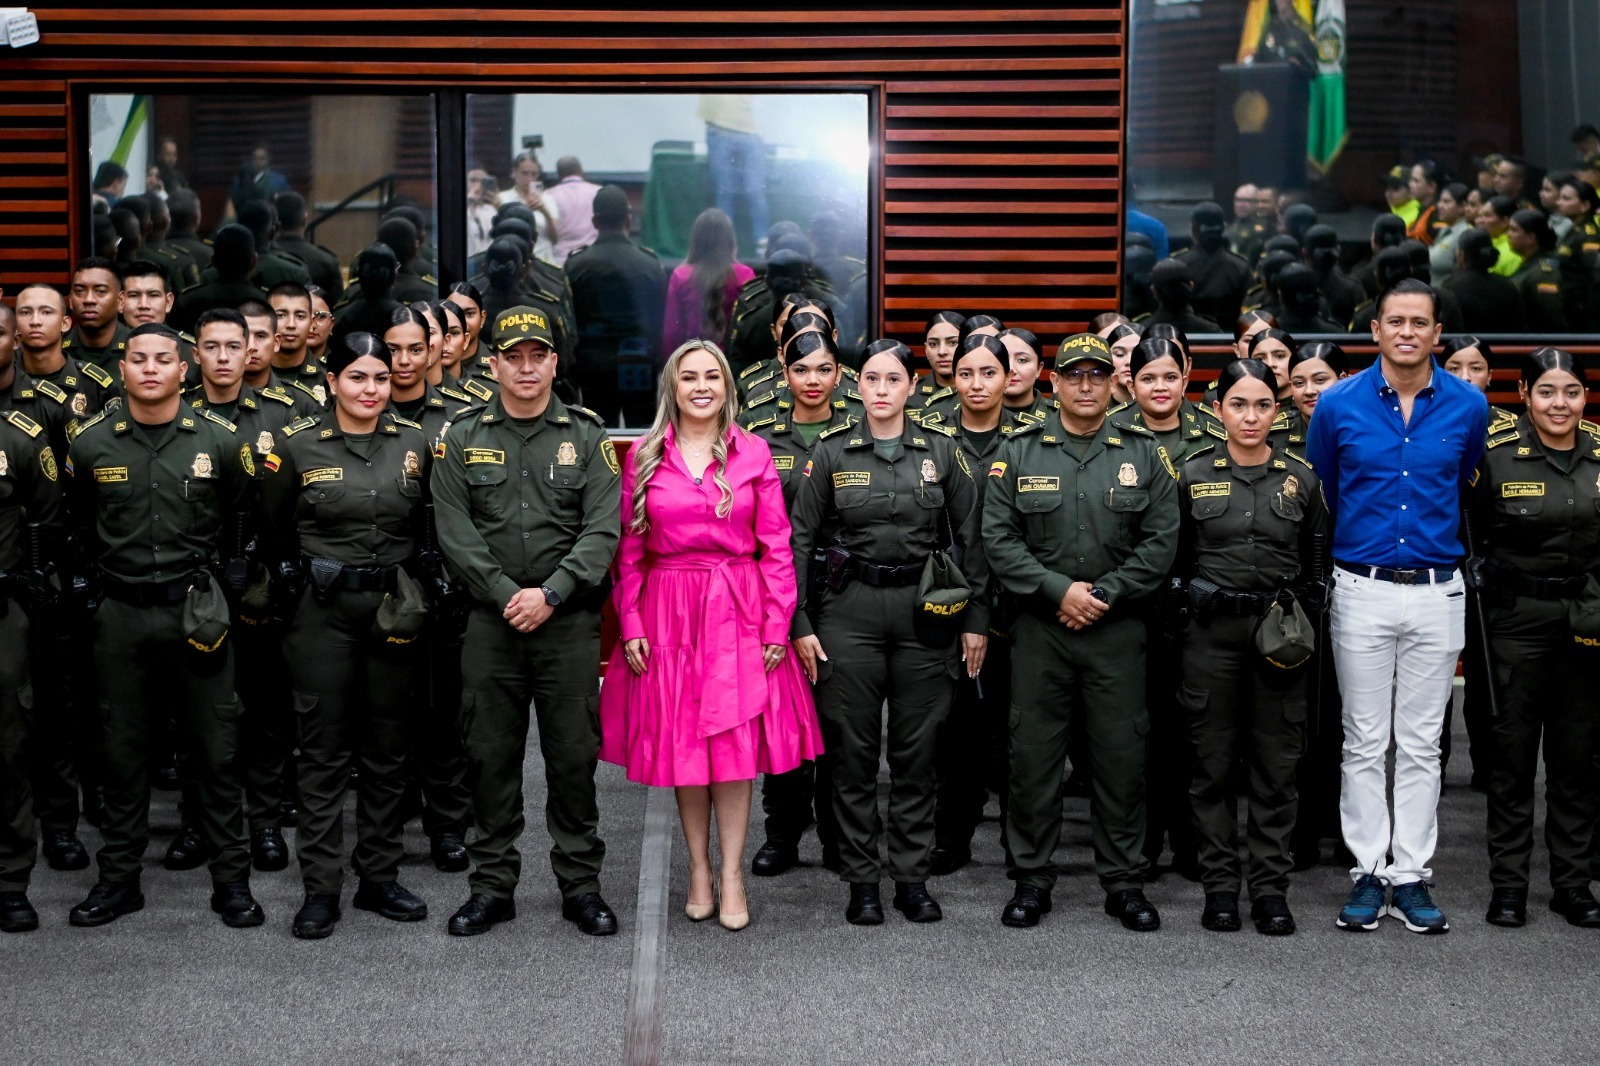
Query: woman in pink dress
xmin=661 ymin=208 xmax=757 ymax=356
xmin=599 ymin=338 xmax=821 ymax=931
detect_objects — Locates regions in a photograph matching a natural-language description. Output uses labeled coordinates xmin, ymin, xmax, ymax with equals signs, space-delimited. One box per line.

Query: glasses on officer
xmin=1059 ymin=366 xmax=1111 ymax=384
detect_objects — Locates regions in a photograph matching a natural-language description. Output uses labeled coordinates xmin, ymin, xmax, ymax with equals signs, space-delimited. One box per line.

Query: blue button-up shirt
xmin=1305 ymin=363 xmax=1487 ymax=568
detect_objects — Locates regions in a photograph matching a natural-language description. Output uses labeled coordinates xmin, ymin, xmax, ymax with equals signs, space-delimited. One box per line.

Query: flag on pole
xmin=1307 ymin=0 xmax=1349 ymax=173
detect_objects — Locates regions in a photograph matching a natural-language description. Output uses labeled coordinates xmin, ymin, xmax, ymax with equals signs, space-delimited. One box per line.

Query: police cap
xmin=492 ymin=305 xmax=556 ymax=351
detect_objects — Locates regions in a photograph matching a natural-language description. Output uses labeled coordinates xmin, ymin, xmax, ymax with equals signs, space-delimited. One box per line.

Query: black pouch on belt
xmin=308 ymin=557 xmax=344 ymax=604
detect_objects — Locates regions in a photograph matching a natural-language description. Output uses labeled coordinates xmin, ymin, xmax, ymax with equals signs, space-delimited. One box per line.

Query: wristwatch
xmin=539 ymin=585 xmax=562 ymax=607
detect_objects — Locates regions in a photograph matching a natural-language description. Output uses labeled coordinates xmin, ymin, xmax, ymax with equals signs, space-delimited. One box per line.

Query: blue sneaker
xmin=1335 ymin=874 xmax=1387 ymax=931
xmin=1388 ymin=880 xmax=1449 ymax=934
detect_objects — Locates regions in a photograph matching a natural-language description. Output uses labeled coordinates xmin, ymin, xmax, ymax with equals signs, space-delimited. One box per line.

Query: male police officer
xmin=433 ymin=305 xmax=621 ymax=937
xmin=984 ymin=333 xmax=1179 ymax=931
xmin=65 ymin=322 xmax=261 ymax=929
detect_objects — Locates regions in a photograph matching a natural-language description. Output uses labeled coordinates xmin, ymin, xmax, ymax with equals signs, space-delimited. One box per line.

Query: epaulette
xmin=1486 ymin=428 xmax=1521 ymax=449
xmin=462 ymin=379 xmax=496 ymax=401
xmin=1106 ymin=400 xmax=1131 ymax=415
xmin=1007 ymin=419 xmax=1045 ymax=438
xmin=390 ymin=414 xmax=424 ymax=431
xmin=568 ymin=404 xmax=606 ymax=427
xmin=80 ymin=362 xmax=115 ymax=388
xmin=33 ymin=379 xmax=68 ymax=403
xmin=282 ymin=416 xmax=320 ymax=437
xmin=745 ymin=415 xmax=779 ymax=432
xmin=421 ymin=273 xmax=438 ymax=285
xmin=71 ymin=410 xmax=110 ymax=438
xmin=1580 ymin=418 xmax=1600 ymax=435
xmin=928 ymin=386 xmax=955 ymax=403
xmin=1286 ymin=450 xmax=1314 ymax=469
xmin=1113 ymin=419 xmax=1154 ymax=435
xmin=2 ymin=410 xmax=42 ymax=438
xmin=1185 ymin=442 xmax=1218 ymax=462
xmin=200 ymin=409 xmax=237 ymax=431
xmin=739 ymin=362 xmax=768 ymax=380
xmin=818 ymin=420 xmax=856 ymax=440
xmin=744 ymin=391 xmax=777 ymax=409
xmin=841 ymin=365 xmax=858 ymax=379
xmin=259 ymin=386 xmax=297 ymax=407
xmin=179 ymin=331 xmax=196 ymax=345
xmin=923 ymin=422 xmax=956 ymax=438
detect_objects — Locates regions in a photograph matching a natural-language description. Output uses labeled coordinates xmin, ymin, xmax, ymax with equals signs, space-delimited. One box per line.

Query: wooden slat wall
xmin=3 ymin=3 xmax=1126 ymax=352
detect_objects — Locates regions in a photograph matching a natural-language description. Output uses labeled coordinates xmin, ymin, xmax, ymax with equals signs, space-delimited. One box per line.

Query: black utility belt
xmin=1488 ymin=562 xmax=1587 ymax=601
xmin=304 ymin=557 xmax=399 ymax=595
xmin=1188 ymin=578 xmax=1274 ymax=617
xmin=102 ymin=572 xmax=200 ymax=607
xmin=849 ymin=558 xmax=924 ymax=588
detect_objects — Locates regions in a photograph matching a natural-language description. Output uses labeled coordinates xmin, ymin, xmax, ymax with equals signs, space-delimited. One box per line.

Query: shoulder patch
xmin=745 ymin=415 xmax=778 ymax=432
xmin=390 ymin=414 xmax=424 ymax=431
xmin=34 ymin=379 xmax=69 ymax=403
xmin=259 ymin=386 xmax=297 ymax=406
xmin=924 ymin=423 xmax=956 ymax=438
xmin=70 ymin=410 xmax=110 ymax=439
xmin=282 ymin=416 xmax=320 ymax=437
xmin=1007 ymin=419 xmax=1045 ymax=438
xmin=200 ymin=409 xmax=237 ymax=431
xmin=80 ymin=362 xmax=115 ymax=387
xmin=2 ymin=410 xmax=42 ymax=438
xmin=819 ymin=420 xmax=856 ymax=440
xmin=1157 ymin=445 xmax=1178 ymax=480
xmin=1487 ymin=430 xmax=1521 ymax=449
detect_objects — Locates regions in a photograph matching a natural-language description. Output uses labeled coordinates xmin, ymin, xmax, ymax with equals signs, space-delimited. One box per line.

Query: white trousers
xmin=1329 ymin=567 xmax=1466 ymax=885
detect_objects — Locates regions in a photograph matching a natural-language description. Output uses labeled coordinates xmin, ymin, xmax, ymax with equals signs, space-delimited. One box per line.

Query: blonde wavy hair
xmin=628 ymin=339 xmax=742 ymax=534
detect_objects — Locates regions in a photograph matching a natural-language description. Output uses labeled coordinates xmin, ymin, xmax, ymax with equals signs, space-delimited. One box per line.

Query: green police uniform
xmin=563 ymin=235 xmax=669 ymax=427
xmin=199 ymin=251 xmax=309 ymax=293
xmin=187 ymin=384 xmax=301 ymax=836
xmin=273 ymin=235 xmax=343 ymax=298
xmin=330 ymin=293 xmax=403 ymax=345
xmin=1174 ymin=244 xmax=1253 ymax=329
xmin=789 ymin=419 xmax=988 ymax=886
xmin=1555 ymin=218 xmax=1599 ymax=331
xmin=0 ymin=411 xmax=65 ymax=907
xmin=65 ymin=406 xmax=255 ymax=890
xmin=260 ymin=411 xmax=431 ymax=896
xmin=1511 ymin=254 xmax=1569 ymax=333
xmin=739 ymin=379 xmax=861 ymax=429
xmin=743 ymin=405 xmax=855 ymax=865
xmin=62 ymin=322 xmax=131 ymax=372
xmin=904 ymin=377 xmax=952 ymax=414
xmin=171 ymin=278 xmax=266 ymax=336
xmin=1470 ymin=417 xmax=1600 ymax=895
xmin=432 ymin=393 xmax=621 ymax=902
xmin=37 ymin=355 xmax=119 ymax=436
xmin=1177 ymin=442 xmax=1326 ymax=901
xmin=982 ymin=412 xmax=1180 ymax=893
xmin=1110 ymin=400 xmax=1214 ymax=875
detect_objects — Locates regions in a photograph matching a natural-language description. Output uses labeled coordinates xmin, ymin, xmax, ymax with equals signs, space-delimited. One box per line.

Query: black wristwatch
xmin=1089 ymin=586 xmax=1109 ymax=604
xmin=539 ymin=585 xmax=562 ymax=607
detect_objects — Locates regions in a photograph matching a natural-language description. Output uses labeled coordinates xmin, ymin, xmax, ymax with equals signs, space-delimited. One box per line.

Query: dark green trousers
xmin=1179 ymin=612 xmax=1307 ymax=898
xmin=27 ymin=622 xmax=86 ymax=832
xmin=412 ymin=628 xmax=471 ymax=839
xmin=813 ymin=582 xmax=955 ymax=884
xmin=1486 ymin=597 xmax=1600 ymax=890
xmin=759 ymin=757 xmax=836 ymax=850
xmin=935 ymin=635 xmax=1011 ymax=851
xmin=0 ymin=607 xmax=35 ymax=891
xmin=460 ymin=604 xmax=604 ymax=901
xmin=93 ymin=597 xmax=250 ymax=885
xmin=1006 ymin=612 xmax=1149 ymax=892
xmin=235 ymin=617 xmax=295 ymax=831
xmin=284 ymin=588 xmax=419 ymax=895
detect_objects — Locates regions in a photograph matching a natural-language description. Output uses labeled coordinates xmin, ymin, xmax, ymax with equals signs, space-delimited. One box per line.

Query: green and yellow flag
xmin=1307 ymin=0 xmax=1349 ymax=173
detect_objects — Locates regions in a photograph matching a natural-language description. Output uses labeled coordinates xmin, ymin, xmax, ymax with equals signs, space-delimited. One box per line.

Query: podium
xmin=1213 ymin=62 xmax=1310 ymax=205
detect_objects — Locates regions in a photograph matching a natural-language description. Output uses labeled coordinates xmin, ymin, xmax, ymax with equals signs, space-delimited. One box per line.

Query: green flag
xmin=1307 ymin=0 xmax=1348 ymax=173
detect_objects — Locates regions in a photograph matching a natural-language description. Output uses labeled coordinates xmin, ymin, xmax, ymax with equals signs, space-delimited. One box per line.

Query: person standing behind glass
xmin=663 ymin=209 xmax=757 ymax=357
xmin=744 ymin=331 xmax=855 ymax=878
xmin=1470 ymin=349 xmax=1600 ymax=929
xmin=984 ymin=333 xmax=1179 ymax=931
xmin=788 ymin=340 xmax=987 ymax=926
xmin=1306 ymin=278 xmax=1488 ymax=935
xmin=259 ymin=333 xmax=433 ymax=939
xmin=1428 ymin=184 xmax=1474 ymax=287
xmin=698 ymin=95 xmax=770 ymax=250
xmin=1177 ymin=359 xmax=1327 ymax=935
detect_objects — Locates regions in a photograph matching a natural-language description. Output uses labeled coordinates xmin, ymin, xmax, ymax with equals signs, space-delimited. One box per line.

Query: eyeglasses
xmin=1060 ymin=366 xmax=1111 ymax=383
xmin=311 ymin=311 xmax=332 ymax=322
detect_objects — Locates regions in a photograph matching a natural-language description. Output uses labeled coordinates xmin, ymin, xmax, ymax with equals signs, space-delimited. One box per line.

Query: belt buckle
xmin=1393 ymin=568 xmax=1420 ymax=585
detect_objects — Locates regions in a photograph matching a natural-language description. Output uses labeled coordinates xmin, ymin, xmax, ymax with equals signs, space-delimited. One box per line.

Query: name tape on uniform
xmin=93 ymin=466 xmax=128 ymax=483
xmin=772 ymin=456 xmax=795 ymax=471
xmin=1190 ymin=482 xmax=1231 ymax=498
xmin=1501 ymin=482 xmax=1544 ymax=498
xmin=833 ymin=471 xmax=870 ymax=488
xmin=464 ymin=448 xmax=506 ymax=465
xmin=301 ymin=468 xmax=343 ymax=486
xmin=1016 ymin=476 xmax=1059 ymax=493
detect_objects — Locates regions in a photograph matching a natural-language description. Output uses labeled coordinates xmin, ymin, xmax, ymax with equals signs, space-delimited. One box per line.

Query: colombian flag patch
xmin=263 ymin=453 xmax=281 ymax=474
xmin=801 ymin=459 xmax=814 ymax=478
xmin=988 ymin=461 xmax=1007 ymax=478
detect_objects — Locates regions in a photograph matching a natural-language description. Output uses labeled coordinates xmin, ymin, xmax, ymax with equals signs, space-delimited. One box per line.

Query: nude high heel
xmin=717 ymin=874 xmax=749 ymax=931
xmin=686 ymin=867 xmax=715 ymax=921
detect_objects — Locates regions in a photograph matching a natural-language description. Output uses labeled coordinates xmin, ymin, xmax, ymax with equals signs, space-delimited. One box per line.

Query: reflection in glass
xmin=466 ymin=92 xmax=870 ymax=429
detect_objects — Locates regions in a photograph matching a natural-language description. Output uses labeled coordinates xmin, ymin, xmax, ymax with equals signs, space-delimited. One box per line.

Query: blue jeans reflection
xmin=706 ymin=124 xmax=770 ymax=245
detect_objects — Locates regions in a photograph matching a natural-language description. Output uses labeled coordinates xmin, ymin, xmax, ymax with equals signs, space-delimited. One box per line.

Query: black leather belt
xmin=1336 ymin=561 xmax=1457 ymax=585
xmin=1196 ymin=586 xmax=1274 ymax=616
xmin=1489 ymin=563 xmax=1587 ymax=601
xmin=853 ymin=559 xmax=924 ymax=588
xmin=102 ymin=573 xmax=195 ymax=606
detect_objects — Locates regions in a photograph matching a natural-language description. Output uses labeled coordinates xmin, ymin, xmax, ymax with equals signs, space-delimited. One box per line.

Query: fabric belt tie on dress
xmin=652 ymin=552 xmax=763 ymax=740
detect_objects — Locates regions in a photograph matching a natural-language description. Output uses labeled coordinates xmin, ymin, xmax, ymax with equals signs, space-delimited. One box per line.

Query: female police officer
xmin=1177 ymin=359 xmax=1326 ymax=935
xmin=1470 ymin=349 xmax=1600 ymax=929
xmin=789 ymin=338 xmax=987 ymax=925
xmin=260 ymin=332 xmax=434 ymax=939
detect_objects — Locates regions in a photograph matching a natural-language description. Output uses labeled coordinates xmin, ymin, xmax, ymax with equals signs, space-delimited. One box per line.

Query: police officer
xmin=272 ymin=192 xmax=344 ymax=297
xmin=259 ymin=332 xmax=434 ymax=939
xmin=14 ymin=285 xmax=118 ymax=454
xmin=432 ymin=305 xmax=622 ymax=937
xmin=170 ymin=225 xmax=269 ymax=335
xmin=186 ymin=307 xmax=301 ymax=871
xmin=740 ymin=311 xmax=860 ymax=420
xmin=64 ymin=322 xmax=261 ymax=929
xmin=267 ymin=283 xmax=330 ymax=404
xmin=1553 ymin=177 xmax=1599 ymax=331
xmin=931 ymin=334 xmax=1031 ymax=873
xmin=564 ymin=186 xmax=669 ymax=428
xmin=1507 ymin=210 xmax=1568 ymax=333
xmin=736 ymin=297 xmax=843 ymax=404
xmin=1471 ymin=349 xmax=1600 ymax=929
xmin=382 ymin=306 xmax=474 ymax=872
xmin=1175 ymin=203 xmax=1252 ymax=329
xmin=64 ymin=258 xmax=132 ymax=370
xmin=227 ymin=200 xmax=312 ymax=291
xmin=788 ymin=339 xmax=987 ymax=926
xmin=908 ymin=312 xmax=964 ymax=416
xmin=1176 ymin=359 xmax=1327 ymax=935
xmin=0 ymin=403 xmax=67 ymax=932
xmin=742 ymin=330 xmax=855 ymax=877
xmin=983 ymin=333 xmax=1178 ymax=931
xmin=332 ymin=245 xmax=405 ymax=344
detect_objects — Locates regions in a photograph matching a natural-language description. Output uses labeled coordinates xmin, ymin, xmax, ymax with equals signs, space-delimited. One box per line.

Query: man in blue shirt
xmin=1306 ymin=277 xmax=1488 ymax=936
